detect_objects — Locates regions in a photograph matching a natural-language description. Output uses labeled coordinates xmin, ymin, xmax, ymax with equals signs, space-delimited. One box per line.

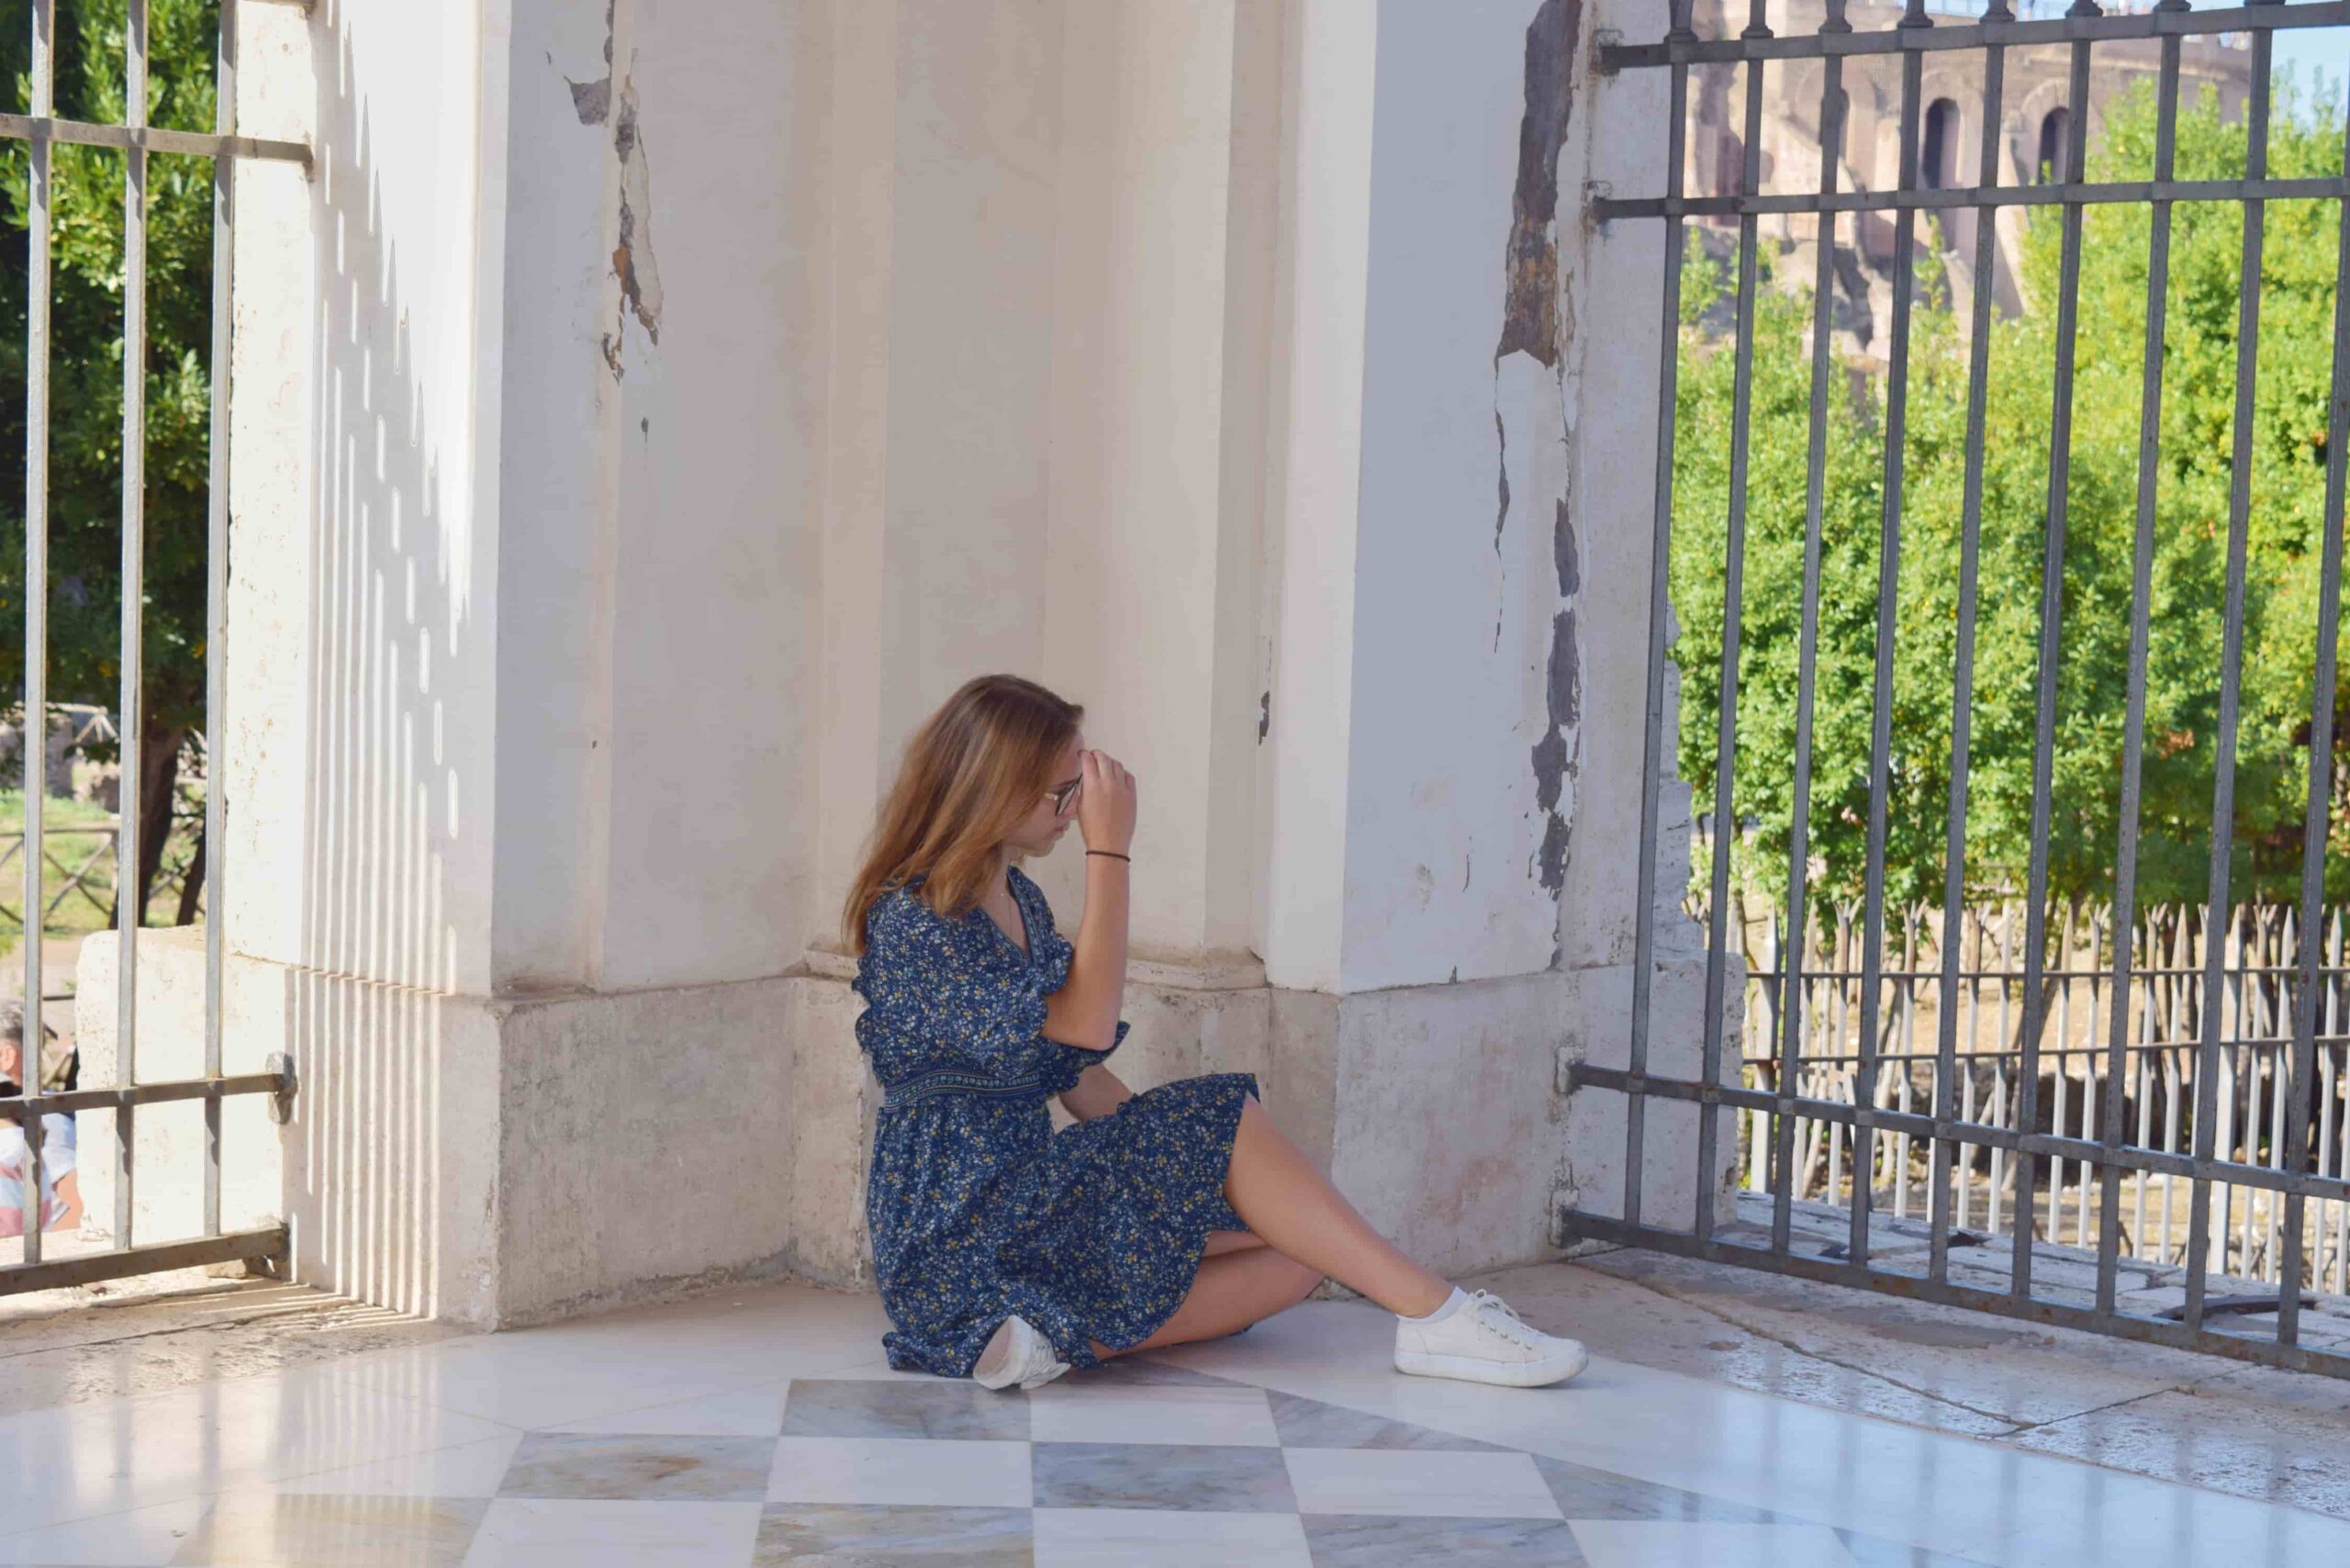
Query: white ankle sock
xmin=1400 ymin=1286 xmax=1467 ymax=1324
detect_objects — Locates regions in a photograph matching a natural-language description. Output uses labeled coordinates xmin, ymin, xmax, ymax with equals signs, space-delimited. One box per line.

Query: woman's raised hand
xmin=1077 ymin=750 xmax=1137 ymax=856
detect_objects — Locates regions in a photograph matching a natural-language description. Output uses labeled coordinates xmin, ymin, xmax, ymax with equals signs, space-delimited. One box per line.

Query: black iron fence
xmin=1572 ymin=0 xmax=2350 ymax=1377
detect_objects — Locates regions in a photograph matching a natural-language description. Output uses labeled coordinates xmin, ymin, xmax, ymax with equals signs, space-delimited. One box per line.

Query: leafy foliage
xmin=0 ymin=0 xmax=218 ymax=741
xmin=1673 ymin=81 xmax=2349 ymax=911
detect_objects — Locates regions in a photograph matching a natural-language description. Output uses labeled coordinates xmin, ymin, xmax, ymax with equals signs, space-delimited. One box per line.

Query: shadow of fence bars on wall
xmin=0 ymin=1 xmax=305 ymax=1296
xmin=1567 ymin=0 xmax=2350 ymax=1378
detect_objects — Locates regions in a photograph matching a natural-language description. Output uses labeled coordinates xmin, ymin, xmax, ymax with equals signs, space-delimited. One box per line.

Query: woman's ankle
xmin=1394 ymin=1282 xmax=1460 ymax=1320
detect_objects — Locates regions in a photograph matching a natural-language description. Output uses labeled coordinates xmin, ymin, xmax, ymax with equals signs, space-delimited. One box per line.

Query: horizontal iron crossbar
xmin=1601 ymin=2 xmax=2349 ymax=71
xmin=1572 ymin=1062 xmax=2350 ymax=1200
xmin=1597 ymin=174 xmax=2350 ymax=222
xmin=3 ymin=1069 xmax=292 ymax=1119
xmin=0 ymin=112 xmax=307 ymax=166
xmin=0 ymin=1226 xmax=285 ymax=1297
xmin=1565 ymin=1213 xmax=2350 ymax=1379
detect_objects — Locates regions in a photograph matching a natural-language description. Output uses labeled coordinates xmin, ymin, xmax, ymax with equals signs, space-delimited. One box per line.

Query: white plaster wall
xmin=227 ymin=0 xmax=517 ymax=1319
xmin=1257 ymin=0 xmax=1376 ymax=995
xmin=236 ymin=0 xmax=504 ymax=997
xmin=1343 ymin=0 xmax=1573 ymax=992
xmin=1554 ymin=0 xmax=1694 ymax=982
xmin=73 ymin=931 xmax=280 ymax=1249
xmin=813 ymin=0 xmax=1275 ymax=969
xmin=1037 ymin=3 xmax=1239 ymax=954
xmin=593 ymin=0 xmax=815 ymax=990
xmin=877 ymin=0 xmax=1061 ymax=743
xmin=491 ymin=0 xmax=814 ymax=991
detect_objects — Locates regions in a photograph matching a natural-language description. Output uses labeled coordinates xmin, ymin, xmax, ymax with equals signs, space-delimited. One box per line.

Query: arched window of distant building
xmin=1921 ymin=98 xmax=1960 ymax=189
xmin=1717 ymin=129 xmax=1746 ymax=197
xmin=2038 ymin=106 xmax=2071 ymax=183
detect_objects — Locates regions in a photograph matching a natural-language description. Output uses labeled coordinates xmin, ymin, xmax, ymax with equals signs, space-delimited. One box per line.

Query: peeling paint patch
xmin=1497 ymin=0 xmax=1585 ymax=904
xmin=1494 ymin=0 xmax=1582 ymax=368
xmin=576 ymin=1 xmax=662 ymax=379
xmin=1494 ymin=409 xmax=1511 ymax=547
xmin=1258 ymin=690 xmax=1270 ymax=744
xmin=572 ymin=1 xmax=619 ymax=125
xmin=611 ymin=86 xmax=664 ymax=351
xmin=568 ymin=74 xmax=611 ymax=125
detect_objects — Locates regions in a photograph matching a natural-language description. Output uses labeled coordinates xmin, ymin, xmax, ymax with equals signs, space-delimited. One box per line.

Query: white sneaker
xmin=972 ymin=1314 xmax=1070 ymax=1392
xmin=1393 ymin=1289 xmax=1588 ymax=1388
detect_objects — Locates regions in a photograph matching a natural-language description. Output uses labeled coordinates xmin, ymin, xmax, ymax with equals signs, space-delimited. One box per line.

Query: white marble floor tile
xmin=778 ymin=1377 xmax=1030 ymax=1441
xmin=460 ymin=1498 xmax=760 ymax=1568
xmin=495 ymin=1434 xmax=778 ymax=1501
xmin=765 ymin=1437 xmax=1032 ymax=1509
xmin=1283 ymin=1446 xmax=1563 ymax=1520
xmin=270 ymin=1434 xmax=523 ymax=1498
xmin=0 ymin=1367 xmax=515 ymax=1533
xmin=1032 ymin=1506 xmax=1313 ymax=1568
xmin=0 ymin=1496 xmax=210 ymax=1567
xmin=542 ymin=1386 xmax=788 ymax=1439
xmin=317 ymin=1339 xmax=757 ymax=1432
xmin=1570 ymin=1520 xmax=1861 ymax=1568
xmin=165 ymin=1492 xmax=488 ymax=1567
xmin=752 ymin=1503 xmax=1031 ymax=1566
xmin=1154 ymin=1299 xmax=2350 ymax=1567
xmin=1025 ymin=1383 xmax=1280 ymax=1447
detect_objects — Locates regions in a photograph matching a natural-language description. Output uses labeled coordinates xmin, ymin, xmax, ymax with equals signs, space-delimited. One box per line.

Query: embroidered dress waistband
xmin=880 ymin=1068 xmax=1053 ymax=1111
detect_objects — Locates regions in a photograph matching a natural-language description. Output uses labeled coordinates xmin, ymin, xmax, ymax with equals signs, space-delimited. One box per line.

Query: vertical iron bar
xmin=203 ymin=0 xmax=239 ymax=1238
xmin=18 ymin=0 xmax=53 ymax=1271
xmin=1774 ymin=0 xmax=1851 ymax=1256
xmin=1851 ymin=0 xmax=1931 ymax=1271
xmin=2009 ymin=16 xmax=2098 ymax=1306
xmin=2094 ymin=15 xmax=2181 ymax=1317
xmin=118 ymin=0 xmax=149 ymax=1259
xmin=2279 ymin=68 xmax=2350 ymax=1346
xmin=2185 ymin=19 xmax=2274 ymax=1331
xmin=1929 ymin=0 xmax=2003 ymax=1276
xmin=1626 ymin=0 xmax=1699 ymax=1230
xmin=1697 ymin=0 xmax=1774 ymax=1244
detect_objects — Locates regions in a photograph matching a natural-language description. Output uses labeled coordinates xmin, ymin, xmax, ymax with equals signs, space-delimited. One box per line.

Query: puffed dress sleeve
xmin=855 ymin=884 xmax=1060 ymax=1081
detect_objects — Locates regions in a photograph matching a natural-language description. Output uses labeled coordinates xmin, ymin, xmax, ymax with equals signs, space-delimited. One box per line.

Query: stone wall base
xmin=76 ymin=945 xmax=1731 ymax=1328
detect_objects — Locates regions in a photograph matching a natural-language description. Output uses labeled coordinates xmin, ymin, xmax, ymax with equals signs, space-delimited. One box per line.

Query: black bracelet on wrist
xmin=1087 ymin=850 xmax=1132 ymax=862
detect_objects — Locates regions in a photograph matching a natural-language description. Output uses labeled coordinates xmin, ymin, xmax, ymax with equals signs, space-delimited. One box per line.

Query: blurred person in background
xmin=0 ymin=999 xmax=80 ymax=1238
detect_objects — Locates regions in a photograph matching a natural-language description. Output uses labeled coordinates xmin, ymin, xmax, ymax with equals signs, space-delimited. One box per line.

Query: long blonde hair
xmin=841 ymin=674 xmax=1083 ymax=954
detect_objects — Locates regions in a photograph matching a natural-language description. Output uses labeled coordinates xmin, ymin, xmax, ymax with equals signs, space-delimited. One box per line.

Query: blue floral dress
xmin=855 ymin=866 xmax=1259 ymax=1377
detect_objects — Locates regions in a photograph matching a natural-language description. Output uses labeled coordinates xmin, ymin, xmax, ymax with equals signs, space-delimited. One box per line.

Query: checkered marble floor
xmin=4 ymin=1282 xmax=2344 ymax=1567
xmin=1 ymin=1358 xmax=1956 ymax=1567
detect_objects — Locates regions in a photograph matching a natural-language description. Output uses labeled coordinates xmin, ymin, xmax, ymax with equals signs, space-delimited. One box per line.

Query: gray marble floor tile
xmin=1074 ymin=1357 xmax=1244 ymax=1389
xmin=169 ymin=1493 xmax=489 ymax=1567
xmin=782 ymin=1378 xmax=1033 ymax=1440
xmin=1533 ymin=1454 xmax=1790 ymax=1523
xmin=1301 ymin=1513 xmax=1592 ymax=1565
xmin=1265 ymin=1389 xmax=1513 ymax=1451
xmin=754 ymin=1502 xmax=1034 ymax=1565
xmin=1835 ymin=1528 xmax=1998 ymax=1567
xmin=498 ymin=1432 xmax=779 ymax=1501
xmin=1031 ymin=1441 xmax=1297 ymax=1513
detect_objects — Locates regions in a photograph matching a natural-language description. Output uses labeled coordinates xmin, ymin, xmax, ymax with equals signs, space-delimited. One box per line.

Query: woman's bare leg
xmin=1223 ymin=1095 xmax=1452 ymax=1317
xmin=1202 ymin=1228 xmax=1270 ymax=1258
xmin=1089 ymin=1246 xmax=1322 ymax=1360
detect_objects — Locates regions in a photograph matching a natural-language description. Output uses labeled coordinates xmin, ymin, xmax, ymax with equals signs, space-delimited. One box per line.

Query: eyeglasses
xmin=1046 ymin=778 xmax=1083 ymax=816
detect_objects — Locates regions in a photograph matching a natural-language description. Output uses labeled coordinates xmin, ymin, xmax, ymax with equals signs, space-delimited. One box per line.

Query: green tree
xmin=1674 ymin=79 xmax=2347 ymax=915
xmin=0 ymin=0 xmax=219 ymax=925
